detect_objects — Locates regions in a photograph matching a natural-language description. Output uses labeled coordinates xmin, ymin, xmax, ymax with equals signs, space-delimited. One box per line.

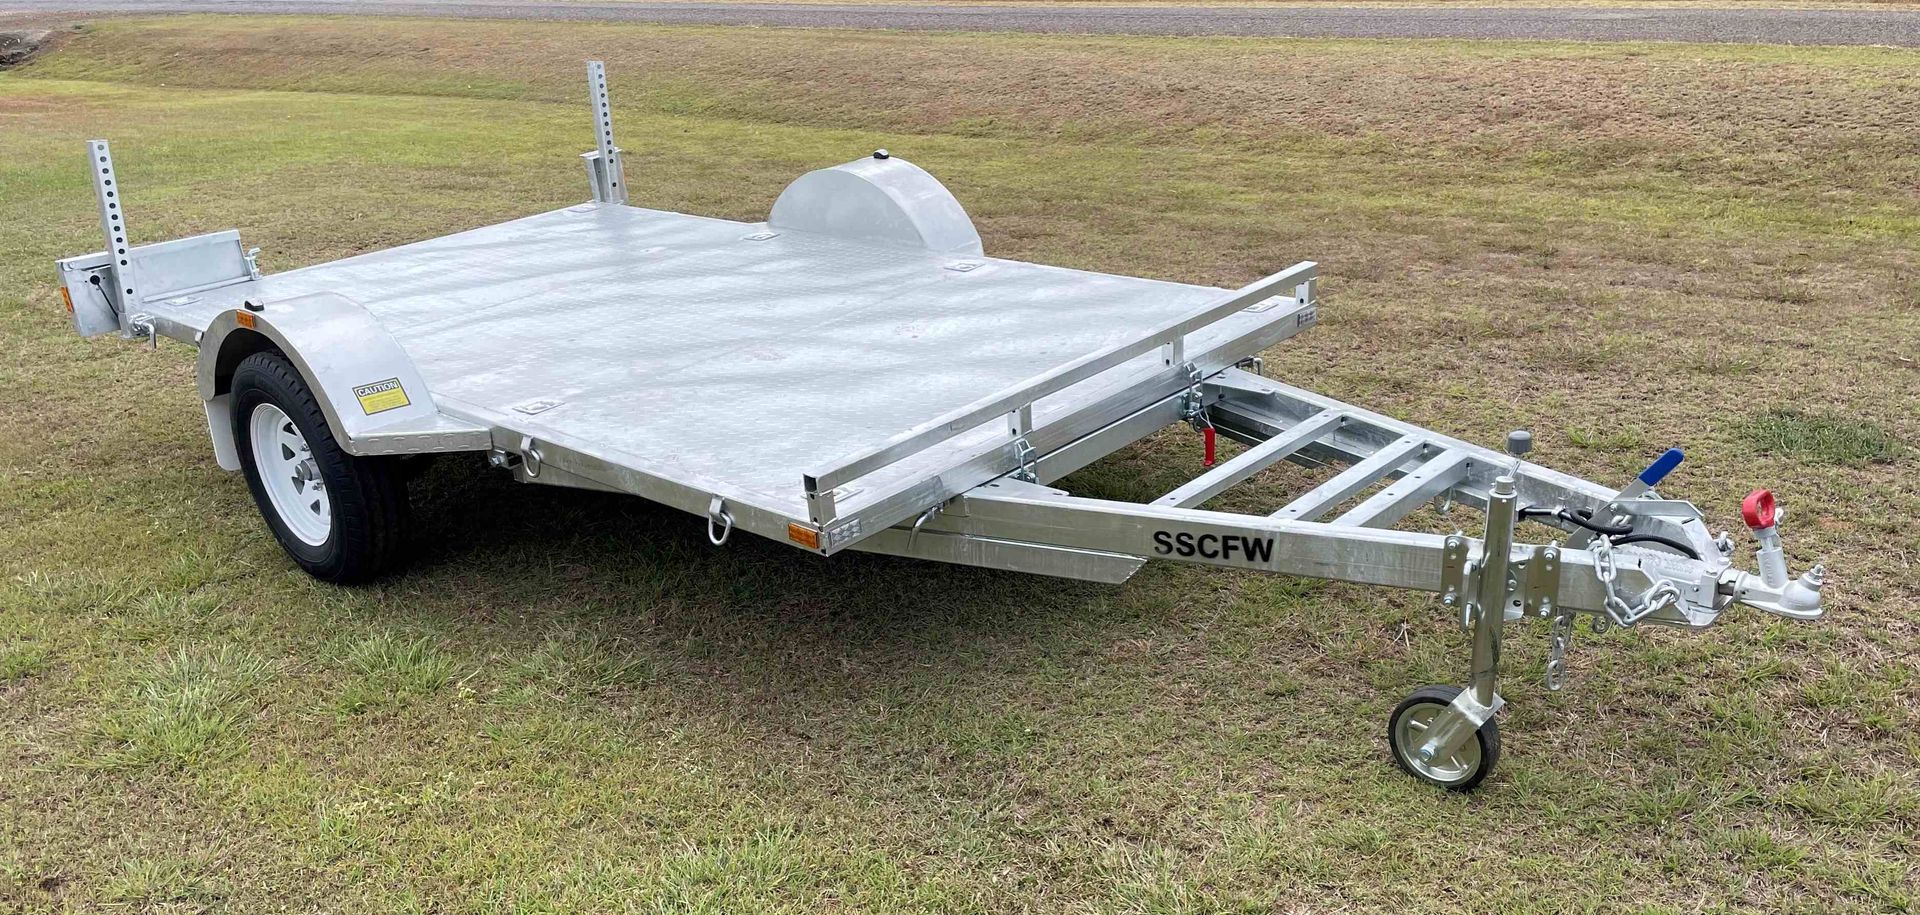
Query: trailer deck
xmin=121 ymin=199 xmax=1317 ymax=550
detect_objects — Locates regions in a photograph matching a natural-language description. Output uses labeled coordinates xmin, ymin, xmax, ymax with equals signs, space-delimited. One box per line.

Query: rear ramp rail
xmin=800 ymin=261 xmax=1320 ymax=529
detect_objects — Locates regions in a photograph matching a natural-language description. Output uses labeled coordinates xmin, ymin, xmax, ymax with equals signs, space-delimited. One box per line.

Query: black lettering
xmin=1244 ymin=536 xmax=1275 ymax=564
xmin=1152 ymin=531 xmax=1276 ymax=565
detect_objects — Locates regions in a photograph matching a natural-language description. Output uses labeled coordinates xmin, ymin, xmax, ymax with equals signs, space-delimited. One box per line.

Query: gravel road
xmin=5 ymin=0 xmax=1918 ymax=46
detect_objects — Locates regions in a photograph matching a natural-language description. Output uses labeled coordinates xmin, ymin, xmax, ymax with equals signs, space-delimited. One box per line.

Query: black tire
xmin=230 ymin=350 xmax=409 ymax=583
xmin=1387 ymin=684 xmax=1501 ymax=792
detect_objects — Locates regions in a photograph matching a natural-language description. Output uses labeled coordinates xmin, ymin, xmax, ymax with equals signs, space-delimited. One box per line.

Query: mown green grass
xmin=1 ymin=16 xmax=1916 ymax=914
xmin=1738 ymin=409 xmax=1905 ymax=467
xmin=92 ymin=645 xmax=275 ymax=770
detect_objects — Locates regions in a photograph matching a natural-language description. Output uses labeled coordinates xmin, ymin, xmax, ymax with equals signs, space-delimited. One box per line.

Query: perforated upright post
xmin=585 ymin=61 xmax=626 ymax=205
xmin=87 ymin=139 xmax=140 ymax=328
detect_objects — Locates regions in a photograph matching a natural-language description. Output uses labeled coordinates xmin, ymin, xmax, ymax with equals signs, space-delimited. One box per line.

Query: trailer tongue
xmin=53 ymin=62 xmax=1826 ymax=790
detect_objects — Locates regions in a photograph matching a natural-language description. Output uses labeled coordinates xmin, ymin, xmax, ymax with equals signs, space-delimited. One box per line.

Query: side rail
xmin=801 ymin=261 xmax=1320 ymax=526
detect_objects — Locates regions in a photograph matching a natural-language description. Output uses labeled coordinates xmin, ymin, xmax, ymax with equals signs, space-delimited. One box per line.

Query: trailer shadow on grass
xmin=367 ymin=441 xmax=1410 ymax=785
xmin=393 ymin=448 xmax=1153 ymax=692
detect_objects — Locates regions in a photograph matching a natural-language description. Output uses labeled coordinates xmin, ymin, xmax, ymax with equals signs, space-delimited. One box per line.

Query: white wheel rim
xmin=1394 ymin=702 xmax=1483 ymax=785
xmin=249 ymin=403 xmax=332 ymax=546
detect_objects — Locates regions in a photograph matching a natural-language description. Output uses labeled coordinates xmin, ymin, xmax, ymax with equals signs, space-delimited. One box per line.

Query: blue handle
xmin=1638 ymin=448 xmax=1684 ymax=486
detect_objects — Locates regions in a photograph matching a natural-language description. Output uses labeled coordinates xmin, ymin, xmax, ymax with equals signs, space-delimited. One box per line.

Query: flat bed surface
xmin=158 ymin=203 xmax=1244 ymax=515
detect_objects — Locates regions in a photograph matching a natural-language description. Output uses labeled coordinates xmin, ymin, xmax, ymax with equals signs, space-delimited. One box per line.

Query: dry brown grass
xmin=35 ymin=18 xmax=1918 ymax=151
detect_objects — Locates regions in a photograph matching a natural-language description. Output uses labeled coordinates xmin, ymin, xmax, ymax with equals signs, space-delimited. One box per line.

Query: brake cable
xmin=1519 ymin=505 xmax=1701 ymax=560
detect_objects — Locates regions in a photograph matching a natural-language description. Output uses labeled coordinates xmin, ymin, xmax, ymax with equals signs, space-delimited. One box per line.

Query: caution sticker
xmin=353 ymin=378 xmax=411 ymax=415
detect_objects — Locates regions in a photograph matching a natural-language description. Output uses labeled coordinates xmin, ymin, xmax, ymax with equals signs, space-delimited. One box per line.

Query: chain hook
xmin=1546 ymin=610 xmax=1575 ymax=690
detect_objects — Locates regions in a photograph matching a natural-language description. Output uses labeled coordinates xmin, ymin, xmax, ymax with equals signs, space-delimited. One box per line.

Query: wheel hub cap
xmin=1394 ymin=703 xmax=1482 ymax=785
xmin=249 ymin=403 xmax=332 ymax=547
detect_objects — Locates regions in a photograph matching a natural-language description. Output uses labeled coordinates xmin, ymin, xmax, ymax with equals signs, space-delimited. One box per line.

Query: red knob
xmin=1741 ymin=489 xmax=1777 ymax=529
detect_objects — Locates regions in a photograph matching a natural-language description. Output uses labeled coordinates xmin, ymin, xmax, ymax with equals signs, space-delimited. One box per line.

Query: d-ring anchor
xmin=707 ymin=495 xmax=734 ymax=546
xmin=519 ymin=435 xmax=544 ymax=479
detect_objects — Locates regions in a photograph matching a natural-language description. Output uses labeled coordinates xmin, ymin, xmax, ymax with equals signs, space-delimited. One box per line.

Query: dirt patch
xmin=0 ymin=29 xmax=53 ymax=69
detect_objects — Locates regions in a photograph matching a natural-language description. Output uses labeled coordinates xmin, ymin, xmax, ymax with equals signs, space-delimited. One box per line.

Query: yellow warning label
xmin=353 ymin=378 xmax=410 ymax=415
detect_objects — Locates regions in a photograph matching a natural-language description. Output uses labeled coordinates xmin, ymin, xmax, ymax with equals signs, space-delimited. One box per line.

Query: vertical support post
xmin=1469 ymin=472 xmax=1517 ymax=707
xmin=804 ymin=477 xmax=837 ymax=527
xmin=87 ymin=139 xmax=140 ymax=331
xmin=584 ymin=61 xmax=626 ymax=205
xmin=1414 ymin=472 xmax=1516 ymax=765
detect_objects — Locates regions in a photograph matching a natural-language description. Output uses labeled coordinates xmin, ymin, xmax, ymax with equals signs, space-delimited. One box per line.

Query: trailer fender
xmin=197 ymin=292 xmax=490 ymax=470
xmin=768 ymin=153 xmax=984 ymax=256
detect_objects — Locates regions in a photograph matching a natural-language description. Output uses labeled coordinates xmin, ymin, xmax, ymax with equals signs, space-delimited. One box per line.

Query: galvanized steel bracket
xmin=1523 ymin=543 xmax=1563 ymax=618
xmin=1012 ymin=438 xmax=1038 ymax=483
xmin=1440 ymin=533 xmax=1470 ymax=612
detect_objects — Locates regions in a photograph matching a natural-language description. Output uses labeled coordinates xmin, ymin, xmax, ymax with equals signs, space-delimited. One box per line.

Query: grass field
xmin=2 ymin=16 xmax=1917 ymax=914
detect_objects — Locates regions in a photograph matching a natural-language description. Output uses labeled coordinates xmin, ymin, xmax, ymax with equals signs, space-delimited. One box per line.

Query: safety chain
xmin=1590 ymin=535 xmax=1682 ymax=628
xmin=1545 ymin=610 xmax=1574 ymax=691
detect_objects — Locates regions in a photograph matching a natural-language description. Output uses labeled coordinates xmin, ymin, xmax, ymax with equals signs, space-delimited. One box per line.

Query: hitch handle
xmin=1638 ymin=448 xmax=1684 ymax=487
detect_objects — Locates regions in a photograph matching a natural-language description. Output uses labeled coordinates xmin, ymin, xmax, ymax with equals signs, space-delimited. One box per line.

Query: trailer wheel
xmin=1387 ymin=685 xmax=1500 ymax=791
xmin=231 ymin=351 xmax=408 ymax=583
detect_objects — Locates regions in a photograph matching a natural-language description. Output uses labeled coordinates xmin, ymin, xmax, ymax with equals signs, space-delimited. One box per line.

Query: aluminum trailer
xmin=54 ymin=62 xmax=1829 ymax=790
